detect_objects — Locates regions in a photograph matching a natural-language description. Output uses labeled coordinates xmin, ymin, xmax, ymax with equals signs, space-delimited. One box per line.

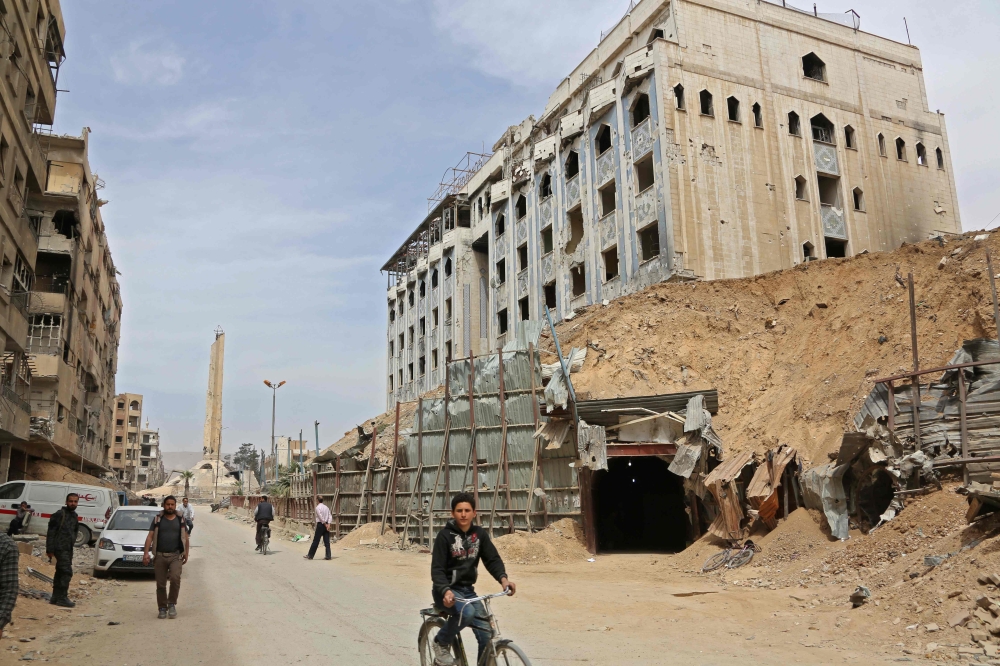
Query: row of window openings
xmin=794 ymin=175 xmax=866 ymax=211
xmin=391 ymin=300 xmax=453 ymax=355
xmin=389 ymin=258 xmax=453 ymax=320
xmin=390 ymin=343 xmax=453 ymax=390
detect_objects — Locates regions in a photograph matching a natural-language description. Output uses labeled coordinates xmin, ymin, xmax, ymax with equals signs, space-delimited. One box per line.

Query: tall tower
xmin=202 ymin=327 xmax=225 ymax=459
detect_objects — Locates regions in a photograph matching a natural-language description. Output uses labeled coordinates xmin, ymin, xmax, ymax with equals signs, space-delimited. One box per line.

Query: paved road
xmin=69 ymin=511 xmax=430 ymax=665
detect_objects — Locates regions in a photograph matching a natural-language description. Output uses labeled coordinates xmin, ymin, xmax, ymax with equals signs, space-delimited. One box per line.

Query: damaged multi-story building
xmin=137 ymin=424 xmax=165 ymax=490
xmin=381 ymin=0 xmax=961 ymax=407
xmin=110 ymin=393 xmax=142 ymax=486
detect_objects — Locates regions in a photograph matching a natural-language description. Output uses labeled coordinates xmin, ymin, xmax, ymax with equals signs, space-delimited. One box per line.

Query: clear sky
xmin=49 ymin=1 xmax=1000 ymax=454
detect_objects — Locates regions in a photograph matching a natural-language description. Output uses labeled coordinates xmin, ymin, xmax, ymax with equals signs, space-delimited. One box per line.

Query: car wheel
xmin=75 ymin=525 xmax=91 ymax=548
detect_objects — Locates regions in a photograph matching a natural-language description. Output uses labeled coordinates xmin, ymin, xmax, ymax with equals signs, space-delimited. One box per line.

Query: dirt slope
xmin=544 ymin=230 xmax=1000 ymax=466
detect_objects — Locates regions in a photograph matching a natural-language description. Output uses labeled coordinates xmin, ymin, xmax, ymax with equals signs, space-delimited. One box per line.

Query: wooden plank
xmin=399 ymin=462 xmax=423 ymax=546
xmin=380 ymin=401 xmax=402 ymax=533
xmin=488 ymin=347 xmax=507 ymax=535
xmin=427 ymin=369 xmax=452 ymax=546
xmin=966 ymin=497 xmax=983 ymax=523
xmin=525 ymin=343 xmax=546 ymax=532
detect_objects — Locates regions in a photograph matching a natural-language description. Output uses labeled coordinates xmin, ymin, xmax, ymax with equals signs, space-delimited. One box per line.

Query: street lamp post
xmin=263 ymin=380 xmax=286 ymax=487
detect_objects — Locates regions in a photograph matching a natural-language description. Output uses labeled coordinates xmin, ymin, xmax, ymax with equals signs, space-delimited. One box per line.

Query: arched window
xmin=539 ymin=173 xmax=552 ymax=199
xmin=877 ymin=133 xmax=886 ymax=156
xmin=895 ymin=137 xmax=906 ymax=161
xmin=852 ymin=187 xmax=865 ymax=211
xmin=431 ymin=268 xmax=439 ymax=288
xmin=802 ymin=52 xmax=826 ymax=82
xmin=788 ymin=111 xmax=801 ymax=137
xmin=752 ymin=102 xmax=762 ymax=128
xmin=727 ymin=96 xmax=740 ymax=122
xmin=565 ymin=150 xmax=579 ymax=178
xmin=844 ymin=126 xmax=855 ymax=149
xmin=495 ymin=213 xmax=505 ymax=237
xmin=631 ymin=93 xmax=650 ymax=127
xmin=810 ymin=113 xmax=834 ymax=144
xmin=129 ymin=400 xmax=139 ymax=411
xmin=515 ymin=195 xmax=527 ymax=220
xmin=794 ymin=175 xmax=808 ymax=201
xmin=596 ymin=125 xmax=612 ymax=155
xmin=936 ymin=147 xmax=944 ymax=169
xmin=699 ymin=90 xmax=714 ymax=116
xmin=916 ymin=142 xmax=927 ymax=166
xmin=673 ymin=84 xmax=685 ymax=110
xmin=802 ymin=241 xmax=815 ymax=261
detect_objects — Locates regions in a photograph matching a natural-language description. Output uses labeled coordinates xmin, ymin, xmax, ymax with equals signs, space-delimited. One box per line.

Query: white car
xmin=93 ymin=506 xmax=161 ymax=577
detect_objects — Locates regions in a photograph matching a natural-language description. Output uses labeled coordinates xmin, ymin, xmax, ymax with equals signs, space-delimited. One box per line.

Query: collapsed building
xmin=382 ymin=0 xmax=961 ymax=408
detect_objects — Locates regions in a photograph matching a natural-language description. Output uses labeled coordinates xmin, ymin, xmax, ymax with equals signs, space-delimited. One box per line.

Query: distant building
xmin=137 ymin=425 xmax=164 ymax=489
xmin=110 ymin=393 xmax=142 ymax=487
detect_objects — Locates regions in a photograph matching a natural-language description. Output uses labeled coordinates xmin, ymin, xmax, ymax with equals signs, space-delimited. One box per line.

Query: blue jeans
xmin=435 ymin=586 xmax=492 ymax=661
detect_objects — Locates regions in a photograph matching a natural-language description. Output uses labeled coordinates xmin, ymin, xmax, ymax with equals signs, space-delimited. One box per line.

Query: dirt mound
xmin=328 ymin=399 xmax=423 ymax=466
xmin=337 ymin=521 xmax=401 ymax=549
xmin=493 ymin=518 xmax=590 ymax=564
xmin=541 ymin=231 xmax=1000 ymax=466
xmin=24 ymin=460 xmax=116 ymax=489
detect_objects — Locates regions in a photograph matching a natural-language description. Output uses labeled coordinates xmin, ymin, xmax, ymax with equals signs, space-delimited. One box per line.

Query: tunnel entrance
xmin=592 ymin=456 xmax=689 ymax=553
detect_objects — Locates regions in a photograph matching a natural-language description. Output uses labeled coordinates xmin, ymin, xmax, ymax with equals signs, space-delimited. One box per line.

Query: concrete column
xmin=0 ymin=443 xmax=10 ymax=484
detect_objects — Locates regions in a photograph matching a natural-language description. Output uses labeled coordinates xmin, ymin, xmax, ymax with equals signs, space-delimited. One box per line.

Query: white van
xmin=0 ymin=480 xmax=118 ymax=546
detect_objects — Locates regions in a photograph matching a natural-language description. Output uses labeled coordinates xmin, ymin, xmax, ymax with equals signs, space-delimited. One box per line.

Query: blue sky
xmin=50 ymin=1 xmax=999 ymax=454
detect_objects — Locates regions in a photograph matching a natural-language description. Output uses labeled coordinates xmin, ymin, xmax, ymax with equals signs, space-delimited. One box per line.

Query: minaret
xmin=202 ymin=327 xmax=225 ymax=459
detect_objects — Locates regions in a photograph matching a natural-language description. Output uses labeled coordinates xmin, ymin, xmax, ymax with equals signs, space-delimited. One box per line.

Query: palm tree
xmin=179 ymin=471 xmax=195 ymax=498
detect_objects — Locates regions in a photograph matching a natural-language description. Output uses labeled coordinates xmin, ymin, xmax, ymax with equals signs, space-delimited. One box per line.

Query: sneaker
xmin=303 ymin=555 xmax=312 ymax=560
xmin=51 ymin=598 xmax=75 ymax=608
xmin=255 ymin=545 xmax=261 ymax=551
xmin=431 ymin=638 xmax=455 ymax=666
xmin=168 ymin=604 xmax=177 ymax=619
xmin=158 ymin=608 xmax=167 ymax=619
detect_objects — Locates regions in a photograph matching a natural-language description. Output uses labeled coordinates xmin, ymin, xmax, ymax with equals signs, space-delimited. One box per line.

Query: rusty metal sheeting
xmin=746 ymin=446 xmax=800 ymax=531
xmin=576 ymin=420 xmax=607 ymax=471
xmin=801 ymin=462 xmax=850 ymax=540
xmin=576 ymin=390 xmax=719 ymax=428
xmin=667 ymin=442 xmax=702 ymax=478
xmin=703 ymin=450 xmax=754 ymax=541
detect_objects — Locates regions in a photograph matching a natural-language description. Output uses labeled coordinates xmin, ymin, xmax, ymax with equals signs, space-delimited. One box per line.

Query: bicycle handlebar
xmin=454 ymin=589 xmax=513 ymax=607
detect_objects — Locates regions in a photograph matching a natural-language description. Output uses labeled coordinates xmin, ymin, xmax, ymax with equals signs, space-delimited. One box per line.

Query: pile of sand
xmin=337 ymin=521 xmax=401 ymax=549
xmin=24 ymin=460 xmax=116 ymax=489
xmin=493 ymin=519 xmax=590 ymax=565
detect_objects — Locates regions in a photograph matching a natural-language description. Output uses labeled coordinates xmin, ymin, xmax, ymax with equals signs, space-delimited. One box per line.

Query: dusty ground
xmin=8 ymin=509 xmax=993 ymax=664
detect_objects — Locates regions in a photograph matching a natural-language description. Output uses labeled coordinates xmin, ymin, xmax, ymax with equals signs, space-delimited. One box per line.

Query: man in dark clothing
xmin=6 ymin=502 xmax=30 ymax=536
xmin=142 ymin=495 xmax=189 ymax=619
xmin=253 ymin=495 xmax=274 ymax=551
xmin=0 ymin=532 xmax=18 ymax=638
xmin=45 ymin=493 xmax=79 ymax=608
xmin=430 ymin=492 xmax=516 ymax=666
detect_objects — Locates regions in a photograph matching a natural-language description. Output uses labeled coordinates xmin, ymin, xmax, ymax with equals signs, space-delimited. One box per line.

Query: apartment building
xmin=137 ymin=425 xmax=165 ymax=489
xmin=382 ymin=0 xmax=960 ymax=407
xmin=24 ymin=130 xmax=122 ymax=478
xmin=110 ymin=393 xmax=142 ymax=487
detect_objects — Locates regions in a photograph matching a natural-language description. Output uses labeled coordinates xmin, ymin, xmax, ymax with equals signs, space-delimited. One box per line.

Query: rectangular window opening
xmin=571 ymin=265 xmax=586 ymax=297
xmin=566 ymin=207 xmax=584 ymax=254
xmin=497 ymin=308 xmax=508 ymax=334
xmin=541 ymin=227 xmax=553 ymax=255
xmin=495 ymin=258 xmax=506 ymax=284
xmin=825 ymin=238 xmax=847 ymax=258
xmin=639 ymin=225 xmax=660 ymax=262
xmin=603 ymin=246 xmax=619 ymax=281
xmin=517 ymin=244 xmax=528 ymax=272
xmin=635 ymin=156 xmax=654 ymax=193
xmin=544 ymin=283 xmax=556 ymax=310
xmin=600 ymin=181 xmax=617 ymax=218
xmin=518 ymin=296 xmax=529 ymax=321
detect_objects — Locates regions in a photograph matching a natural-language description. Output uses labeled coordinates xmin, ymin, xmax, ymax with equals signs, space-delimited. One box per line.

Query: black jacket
xmin=45 ymin=507 xmax=78 ymax=553
xmin=254 ymin=502 xmax=274 ymax=521
xmin=431 ymin=520 xmax=506 ymax=605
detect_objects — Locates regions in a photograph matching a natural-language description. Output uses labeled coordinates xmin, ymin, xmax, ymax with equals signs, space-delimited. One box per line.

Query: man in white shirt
xmin=304 ymin=497 xmax=333 ymax=560
xmin=180 ymin=497 xmax=195 ymax=535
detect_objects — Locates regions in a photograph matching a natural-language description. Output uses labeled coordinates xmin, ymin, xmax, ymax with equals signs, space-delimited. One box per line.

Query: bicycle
xmin=418 ymin=589 xmax=531 ymax=666
xmin=259 ymin=523 xmax=270 ymax=555
xmin=701 ymin=539 xmax=760 ymax=572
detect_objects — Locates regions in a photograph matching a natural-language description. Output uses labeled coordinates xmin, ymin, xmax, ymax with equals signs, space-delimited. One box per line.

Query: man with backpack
xmin=142 ymin=496 xmax=190 ymax=619
xmin=45 ymin=493 xmax=79 ymax=608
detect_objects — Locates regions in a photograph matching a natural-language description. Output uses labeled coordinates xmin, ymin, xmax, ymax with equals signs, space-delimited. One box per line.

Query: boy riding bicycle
xmin=430 ymin=492 xmax=516 ymax=666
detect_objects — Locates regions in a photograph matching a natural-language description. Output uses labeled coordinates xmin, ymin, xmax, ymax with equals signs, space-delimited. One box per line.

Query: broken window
xmin=752 ymin=102 xmax=762 ymax=128
xmin=635 ymin=155 xmax=654 ymax=193
xmin=432 ymin=307 xmax=439 ymax=327
xmin=638 ymin=224 xmax=660 ymax=261
xmin=431 ymin=268 xmax=439 ymax=288
xmin=388 ymin=302 xmax=395 ymax=322
xmin=810 ymin=114 xmax=834 ymax=144
xmin=648 ymin=28 xmax=665 ymax=42
xmin=565 ymin=150 xmax=579 ymax=178
xmin=571 ymin=265 xmax=586 ymax=296
xmin=444 ymin=298 xmax=452 ymax=322
xmin=853 ymin=187 xmax=865 ymax=211
xmin=12 ymin=253 xmax=32 ymax=293
xmin=517 ymin=243 xmax=528 ymax=271
xmin=699 ymin=90 xmax=714 ymax=116
xmin=388 ymin=374 xmax=394 ymax=392
xmin=631 ymin=93 xmax=650 ymax=128
xmin=544 ymin=282 xmax=556 ymax=309
xmin=445 ymin=341 xmax=452 ymax=362
xmin=497 ymin=308 xmax=508 ymax=334
xmin=28 ymin=313 xmax=61 ymax=353
xmin=432 ymin=349 xmax=438 ymax=369
xmin=788 ymin=111 xmax=801 ymax=137
xmin=844 ymin=125 xmax=856 ymax=149
xmin=817 ymin=176 xmax=840 ymax=207
xmin=419 ymin=280 xmax=426 ymax=298
xmin=565 ymin=207 xmax=585 ymax=255
xmin=596 ymin=125 xmax=612 ymax=155
xmin=825 ymin=238 xmax=847 ymax=258
xmin=477 ymin=197 xmax=483 ymax=220
xmin=408 ymin=290 xmax=414 ymax=307
xmin=419 ymin=356 xmax=426 ymax=376
xmin=878 ymin=133 xmax=886 ymax=157
xmin=398 ymin=368 xmax=403 ymax=386
xmin=398 ymin=333 xmax=404 ymax=355
xmin=802 ymin=52 xmax=826 ymax=82
xmin=23 ymin=83 xmax=35 ymax=123
xmin=727 ymin=96 xmax=740 ymax=122
xmin=603 ymin=246 xmax=619 ymax=281
xmin=444 ymin=257 xmax=452 ymax=276
xmin=495 ymin=213 xmax=505 ymax=237
xmin=457 ymin=206 xmax=471 ymax=227
xmin=916 ymin=142 xmax=927 ymax=166
xmin=515 ymin=194 xmax=527 ymax=220
xmin=495 ymin=258 xmax=506 ymax=284
xmin=794 ymin=175 xmax=808 ymax=201
xmin=600 ymin=181 xmax=616 ymax=218
xmin=419 ymin=317 xmax=426 ymax=336
xmin=936 ymin=147 xmax=944 ymax=169
xmin=389 ymin=340 xmax=394 ymax=357
xmin=674 ymin=84 xmax=685 ymax=110
xmin=541 ymin=227 xmax=553 ymax=254
xmin=539 ymin=173 xmax=552 ymax=199
xmin=802 ymin=241 xmax=815 ymax=261
xmin=408 ymin=326 xmax=414 ymax=346
xmin=519 ymin=296 xmax=529 ymax=321
xmin=408 ymin=363 xmax=414 ymax=381
xmin=895 ymin=137 xmax=906 ymax=161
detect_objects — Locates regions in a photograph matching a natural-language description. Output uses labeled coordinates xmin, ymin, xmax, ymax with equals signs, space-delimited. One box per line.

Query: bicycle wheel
xmin=702 ymin=549 xmax=731 ymax=573
xmin=727 ymin=548 xmax=754 ymax=569
xmin=419 ymin=617 xmax=468 ymax=666
xmin=491 ymin=641 xmax=531 ymax=666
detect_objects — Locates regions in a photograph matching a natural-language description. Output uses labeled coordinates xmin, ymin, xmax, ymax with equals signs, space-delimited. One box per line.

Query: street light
xmin=263 ymin=380 xmax=286 ymax=487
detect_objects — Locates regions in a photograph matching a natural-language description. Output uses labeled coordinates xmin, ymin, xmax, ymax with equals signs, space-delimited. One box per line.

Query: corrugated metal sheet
xmin=577 ymin=390 xmax=719 ymax=427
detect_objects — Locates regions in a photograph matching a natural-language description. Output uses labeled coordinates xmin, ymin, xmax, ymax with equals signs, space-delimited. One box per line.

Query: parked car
xmin=93 ymin=505 xmax=161 ymax=577
xmin=0 ymin=480 xmax=118 ymax=546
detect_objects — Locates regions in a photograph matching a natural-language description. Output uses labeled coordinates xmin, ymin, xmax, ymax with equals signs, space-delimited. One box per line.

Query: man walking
xmin=142 ymin=496 xmax=189 ymax=619
xmin=0 ymin=531 xmax=18 ymax=638
xmin=303 ymin=497 xmax=332 ymax=560
xmin=253 ymin=495 xmax=274 ymax=551
xmin=45 ymin=493 xmax=78 ymax=608
xmin=180 ymin=497 xmax=195 ymax=535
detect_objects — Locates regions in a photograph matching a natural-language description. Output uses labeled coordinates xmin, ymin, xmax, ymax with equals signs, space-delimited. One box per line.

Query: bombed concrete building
xmin=382 ymin=0 xmax=960 ymax=407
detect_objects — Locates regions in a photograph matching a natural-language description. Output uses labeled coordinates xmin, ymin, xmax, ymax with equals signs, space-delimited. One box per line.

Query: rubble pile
xmin=493 ymin=519 xmax=590 ymax=565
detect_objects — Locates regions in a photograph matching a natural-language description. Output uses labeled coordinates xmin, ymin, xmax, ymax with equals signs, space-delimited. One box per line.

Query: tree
xmin=233 ymin=442 xmax=259 ymax=472
xmin=179 ymin=471 xmax=195 ymax=498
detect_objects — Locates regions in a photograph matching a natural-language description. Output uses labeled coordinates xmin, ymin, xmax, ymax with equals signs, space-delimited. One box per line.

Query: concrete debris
xmin=850 ymin=585 xmax=871 ymax=608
